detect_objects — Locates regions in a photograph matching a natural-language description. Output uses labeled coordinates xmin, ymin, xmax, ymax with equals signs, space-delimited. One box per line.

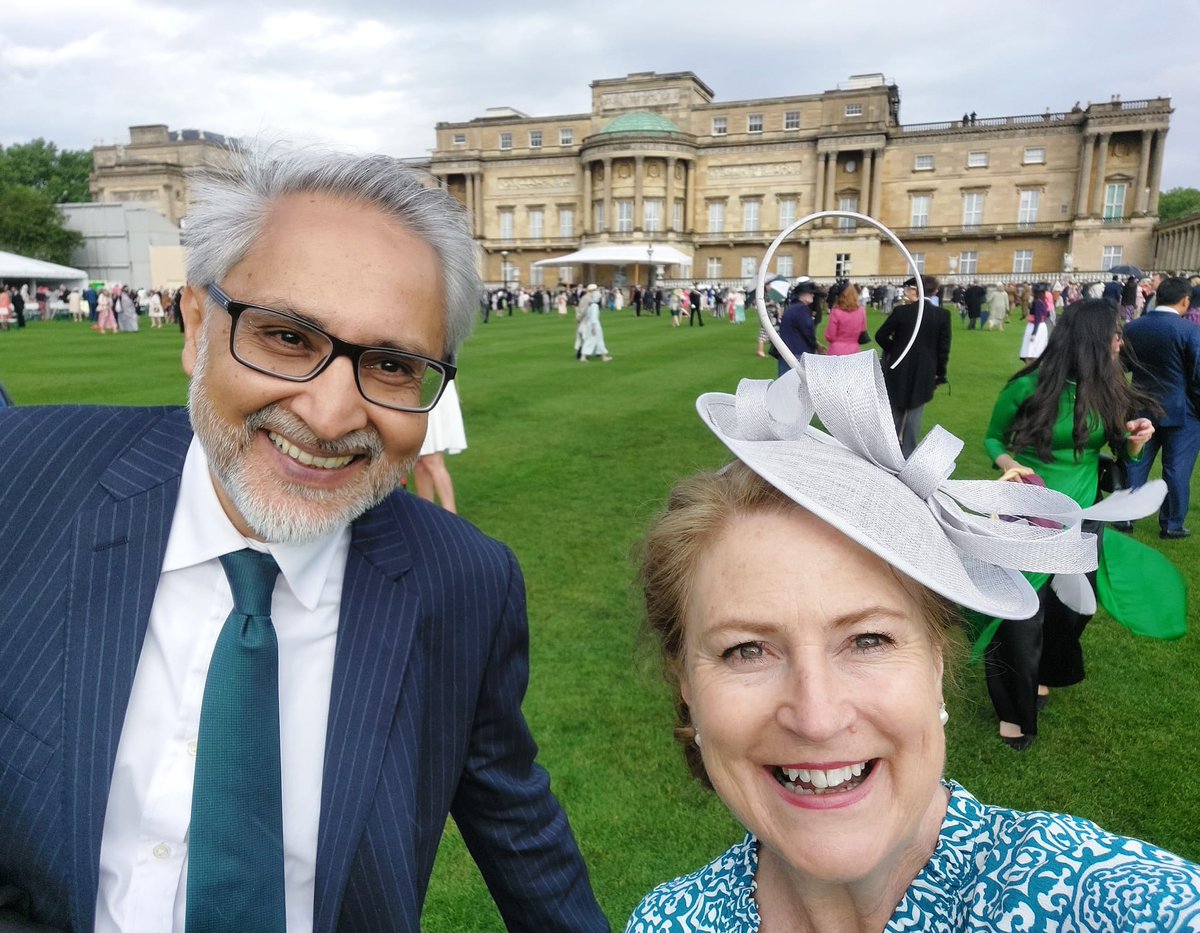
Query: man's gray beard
xmin=187 ymin=337 xmax=413 ymax=543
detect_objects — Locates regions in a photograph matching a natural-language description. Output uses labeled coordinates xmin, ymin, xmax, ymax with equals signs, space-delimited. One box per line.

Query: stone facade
xmin=429 ymin=72 xmax=1172 ymax=286
xmin=1154 ymin=212 xmax=1200 ymax=274
xmin=90 ymin=125 xmax=242 ymax=226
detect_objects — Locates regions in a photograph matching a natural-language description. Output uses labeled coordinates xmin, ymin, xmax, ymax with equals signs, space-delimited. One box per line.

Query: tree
xmin=1158 ymin=187 xmax=1200 ymax=222
xmin=0 ymin=139 xmax=93 ymax=203
xmin=0 ymin=185 xmax=84 ymax=264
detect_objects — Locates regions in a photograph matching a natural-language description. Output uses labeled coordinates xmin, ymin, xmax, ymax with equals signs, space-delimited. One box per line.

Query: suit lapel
xmin=62 ymin=411 xmax=191 ymax=932
xmin=314 ymin=497 xmax=417 ymax=933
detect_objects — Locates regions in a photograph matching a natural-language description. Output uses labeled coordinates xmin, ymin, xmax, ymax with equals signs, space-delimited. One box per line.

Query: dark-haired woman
xmin=983 ymin=299 xmax=1155 ymax=749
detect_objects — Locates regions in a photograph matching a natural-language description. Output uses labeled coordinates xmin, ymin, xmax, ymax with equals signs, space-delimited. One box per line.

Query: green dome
xmin=598 ymin=111 xmax=684 ymax=136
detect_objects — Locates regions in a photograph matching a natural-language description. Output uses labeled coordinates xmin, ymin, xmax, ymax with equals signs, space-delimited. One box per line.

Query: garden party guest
xmin=412 ymin=378 xmax=467 ymax=514
xmin=983 ymin=299 xmax=1162 ymax=749
xmin=628 ymin=352 xmax=1200 ymax=932
xmin=776 ymin=280 xmax=819 ymax=376
xmin=148 ymin=289 xmax=166 ymax=327
xmin=95 ymin=286 xmax=118 ymax=333
xmin=577 ymin=283 xmax=612 ymax=362
xmin=1019 ymin=284 xmax=1052 ymax=362
xmin=115 ymin=284 xmax=139 ymax=332
xmin=874 ymin=275 xmax=951 ymax=456
xmin=822 ymin=282 xmax=867 ymax=356
xmin=0 ymin=144 xmax=605 ymax=933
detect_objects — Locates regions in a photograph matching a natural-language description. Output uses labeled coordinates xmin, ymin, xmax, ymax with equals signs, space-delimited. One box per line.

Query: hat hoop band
xmin=754 ymin=211 xmax=926 ymax=371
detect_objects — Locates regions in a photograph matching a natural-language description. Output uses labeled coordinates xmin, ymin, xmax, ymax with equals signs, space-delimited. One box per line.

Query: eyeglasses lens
xmin=233 ymin=306 xmax=444 ymax=411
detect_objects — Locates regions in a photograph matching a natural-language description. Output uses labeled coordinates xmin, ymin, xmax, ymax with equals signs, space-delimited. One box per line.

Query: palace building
xmin=429 ymin=71 xmax=1172 ymax=287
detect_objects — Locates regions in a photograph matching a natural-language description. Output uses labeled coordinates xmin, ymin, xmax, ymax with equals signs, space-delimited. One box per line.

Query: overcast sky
xmin=4 ymin=0 xmax=1198 ymax=190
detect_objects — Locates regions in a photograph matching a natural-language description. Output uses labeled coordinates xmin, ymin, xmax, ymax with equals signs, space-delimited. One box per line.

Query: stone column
xmin=665 ymin=156 xmax=677 ymax=231
xmin=814 ymin=153 xmax=827 ymax=218
xmin=582 ymin=160 xmax=592 ymax=234
xmin=825 ymin=152 xmax=838 ymax=212
xmin=602 ymin=157 xmax=613 ymax=234
xmin=634 ymin=154 xmax=644 ymax=231
xmin=1134 ymin=130 xmax=1152 ymax=214
xmin=861 ymin=150 xmax=874 ymax=217
xmin=684 ymin=160 xmax=695 ymax=234
xmin=1148 ymin=129 xmax=1167 ymax=216
xmin=871 ymin=149 xmax=883 ymax=222
xmin=1090 ymin=133 xmax=1110 ymax=216
xmin=1075 ymin=134 xmax=1094 ymax=218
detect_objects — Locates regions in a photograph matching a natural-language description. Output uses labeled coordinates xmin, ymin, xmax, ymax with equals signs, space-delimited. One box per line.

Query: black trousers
xmin=984 ymin=522 xmax=1100 ymax=736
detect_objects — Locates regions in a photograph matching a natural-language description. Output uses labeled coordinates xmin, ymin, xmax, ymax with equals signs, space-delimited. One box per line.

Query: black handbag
xmin=1098 ymin=453 xmax=1129 ymax=495
xmin=857 ymin=330 xmax=870 ymax=345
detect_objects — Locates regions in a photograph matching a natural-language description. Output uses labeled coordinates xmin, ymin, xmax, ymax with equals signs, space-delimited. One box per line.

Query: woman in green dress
xmin=983 ymin=298 xmax=1155 ymax=749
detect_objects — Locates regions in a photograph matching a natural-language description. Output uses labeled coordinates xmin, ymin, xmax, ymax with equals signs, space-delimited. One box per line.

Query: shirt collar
xmin=162 ymin=436 xmax=350 ymax=610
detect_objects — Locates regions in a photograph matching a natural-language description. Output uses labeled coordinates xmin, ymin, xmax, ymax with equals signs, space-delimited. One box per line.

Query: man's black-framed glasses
xmin=206 ymin=284 xmax=456 ymax=413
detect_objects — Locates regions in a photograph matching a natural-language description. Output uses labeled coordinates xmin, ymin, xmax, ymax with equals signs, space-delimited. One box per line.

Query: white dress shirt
xmin=95 ymin=437 xmax=348 ymax=933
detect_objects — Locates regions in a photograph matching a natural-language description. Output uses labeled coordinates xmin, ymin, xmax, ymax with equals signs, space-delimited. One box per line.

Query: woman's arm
xmin=984 ymin=376 xmax=1035 ymax=471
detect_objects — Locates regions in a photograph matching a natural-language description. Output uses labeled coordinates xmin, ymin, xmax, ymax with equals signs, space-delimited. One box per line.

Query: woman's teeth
xmin=269 ymin=431 xmax=354 ymax=469
xmin=775 ymin=761 xmax=871 ymax=794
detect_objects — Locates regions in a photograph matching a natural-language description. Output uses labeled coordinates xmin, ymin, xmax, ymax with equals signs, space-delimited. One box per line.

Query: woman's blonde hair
xmin=636 ymin=461 xmax=961 ymax=788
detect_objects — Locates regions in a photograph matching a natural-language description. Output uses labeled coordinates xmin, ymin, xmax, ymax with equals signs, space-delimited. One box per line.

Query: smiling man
xmin=0 ymin=149 xmax=605 ymax=933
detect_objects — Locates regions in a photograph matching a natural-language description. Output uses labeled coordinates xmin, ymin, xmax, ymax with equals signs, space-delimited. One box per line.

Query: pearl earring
xmin=694 ymin=731 xmax=702 ymax=748
xmin=938 ymin=703 xmax=949 ymax=727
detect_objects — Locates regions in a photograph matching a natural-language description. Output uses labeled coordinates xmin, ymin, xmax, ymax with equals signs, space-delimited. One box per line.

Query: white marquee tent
xmin=531 ymin=244 xmax=693 ymax=268
xmin=0 ymin=249 xmax=89 ymax=285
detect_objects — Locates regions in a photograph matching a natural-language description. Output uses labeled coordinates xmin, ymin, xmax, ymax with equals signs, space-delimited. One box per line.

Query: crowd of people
xmin=0 ymin=140 xmax=1197 ymax=931
xmin=0 ymin=281 xmax=182 ymax=332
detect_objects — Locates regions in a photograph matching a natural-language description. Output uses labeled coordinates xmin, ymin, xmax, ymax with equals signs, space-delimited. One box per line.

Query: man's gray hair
xmin=183 ymin=145 xmax=480 ymax=355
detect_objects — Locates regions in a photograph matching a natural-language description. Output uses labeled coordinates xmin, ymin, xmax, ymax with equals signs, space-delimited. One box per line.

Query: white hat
xmin=586 ymin=283 xmax=599 ymax=291
xmin=696 ymin=352 xmax=1101 ymax=619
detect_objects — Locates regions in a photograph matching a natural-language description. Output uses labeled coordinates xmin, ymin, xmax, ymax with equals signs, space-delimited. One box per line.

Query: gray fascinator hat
xmin=697 ymin=352 xmax=1101 ymax=620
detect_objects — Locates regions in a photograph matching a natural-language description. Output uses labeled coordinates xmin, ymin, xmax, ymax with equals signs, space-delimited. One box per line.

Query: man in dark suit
xmin=0 ymin=149 xmax=605 ymax=932
xmin=687 ymin=283 xmax=704 ymax=326
xmin=875 ymin=275 xmax=952 ymax=456
xmin=1124 ymin=276 xmax=1200 ymax=539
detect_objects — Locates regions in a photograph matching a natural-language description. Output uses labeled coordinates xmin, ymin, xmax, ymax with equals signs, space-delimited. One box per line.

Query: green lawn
xmin=3 ymin=309 xmax=1197 ymax=930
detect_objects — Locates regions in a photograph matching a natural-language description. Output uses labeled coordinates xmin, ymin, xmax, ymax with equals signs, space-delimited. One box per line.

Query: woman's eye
xmin=722 ymin=642 xmax=766 ymax=663
xmin=852 ymin=632 xmax=893 ymax=652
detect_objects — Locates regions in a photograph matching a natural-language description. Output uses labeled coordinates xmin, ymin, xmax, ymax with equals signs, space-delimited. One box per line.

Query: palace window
xmin=910 ymin=194 xmax=930 ymax=228
xmin=498 ymin=208 xmax=514 ymax=238
xmin=560 ymin=127 xmax=574 ymax=146
xmin=708 ymin=200 xmax=725 ymax=233
xmin=559 ymin=207 xmax=574 ymax=238
xmin=499 ymin=133 xmax=512 ymax=150
xmin=778 ymin=197 xmax=797 ymax=229
xmin=776 ymin=255 xmax=794 ymax=277
xmin=967 ymin=150 xmax=988 ymax=168
xmin=784 ymin=110 xmax=800 ymax=130
xmin=914 ymin=154 xmax=935 ymax=171
xmin=1013 ymin=249 xmax=1034 ymax=274
xmin=593 ymin=200 xmax=605 ymax=232
xmin=452 ymin=133 xmax=466 ymax=146
xmin=911 ymin=252 xmax=926 ymax=274
xmin=838 ymin=194 xmax=858 ymax=229
xmin=644 ymin=199 xmax=663 ymax=233
xmin=1023 ymin=147 xmax=1046 ymax=164
xmin=748 ymin=113 xmax=763 ymax=133
xmin=844 ymin=103 xmax=864 ymax=117
xmin=529 ymin=130 xmax=542 ymax=149
xmin=706 ymin=257 xmax=723 ymax=279
xmin=616 ymin=199 xmax=634 ymax=233
xmin=712 ymin=116 xmax=728 ymax=136
xmin=528 ymin=208 xmax=544 ymax=239
xmin=835 ymin=253 xmax=852 ymax=276
xmin=962 ymin=192 xmax=984 ymax=230
xmin=1101 ymin=245 xmax=1123 ymax=270
xmin=1018 ymin=189 xmax=1040 ymax=227
xmin=741 ymin=256 xmax=758 ymax=278
xmin=1103 ymin=183 xmax=1127 ymax=222
xmin=673 ymin=199 xmax=684 ymax=232
xmin=743 ymin=199 xmax=761 ymax=233
xmin=958 ymin=250 xmax=978 ymax=275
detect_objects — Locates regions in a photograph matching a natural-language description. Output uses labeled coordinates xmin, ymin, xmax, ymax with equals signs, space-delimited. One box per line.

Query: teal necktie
xmin=186 ymin=548 xmax=286 ymax=933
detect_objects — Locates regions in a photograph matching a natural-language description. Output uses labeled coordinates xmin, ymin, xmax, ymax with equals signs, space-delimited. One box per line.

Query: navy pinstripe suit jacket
xmin=0 ymin=406 xmax=607 ymax=933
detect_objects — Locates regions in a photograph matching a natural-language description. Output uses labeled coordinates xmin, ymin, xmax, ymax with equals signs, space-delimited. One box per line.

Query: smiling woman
xmin=629 ymin=354 xmax=1200 ymax=932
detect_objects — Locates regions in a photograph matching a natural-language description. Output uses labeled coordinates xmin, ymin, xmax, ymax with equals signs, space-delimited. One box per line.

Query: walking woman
xmin=983 ymin=299 xmax=1155 ymax=749
xmin=95 ymin=288 xmax=118 ymax=333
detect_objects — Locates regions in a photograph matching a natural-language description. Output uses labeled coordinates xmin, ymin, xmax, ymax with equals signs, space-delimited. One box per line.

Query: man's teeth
xmin=778 ymin=762 xmax=868 ymax=794
xmin=269 ymin=431 xmax=354 ymax=469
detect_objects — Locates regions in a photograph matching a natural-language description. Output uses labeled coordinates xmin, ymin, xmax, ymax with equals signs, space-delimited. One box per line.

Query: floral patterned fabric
xmin=626 ymin=782 xmax=1200 ymax=932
